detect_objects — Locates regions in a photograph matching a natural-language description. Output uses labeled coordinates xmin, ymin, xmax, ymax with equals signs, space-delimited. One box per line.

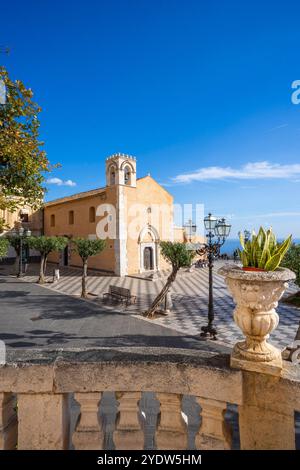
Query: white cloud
xmin=46 ymin=177 xmax=76 ymax=187
xmin=173 ymin=161 xmax=300 ymax=184
xmin=266 ymin=123 xmax=288 ymax=132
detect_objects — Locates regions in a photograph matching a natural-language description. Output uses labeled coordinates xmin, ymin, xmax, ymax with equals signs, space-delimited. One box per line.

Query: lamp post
xmin=183 ymin=219 xmax=197 ymax=242
xmin=238 ymin=229 xmax=251 ymax=243
xmin=11 ymin=227 xmax=31 ymax=277
xmin=200 ymin=214 xmax=231 ymax=340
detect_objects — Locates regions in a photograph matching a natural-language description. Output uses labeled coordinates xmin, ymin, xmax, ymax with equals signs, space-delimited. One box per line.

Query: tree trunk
xmin=81 ymin=260 xmax=88 ymax=298
xmin=43 ymin=255 xmax=48 ymax=276
xmin=38 ymin=255 xmax=45 ymax=284
xmin=146 ymin=269 xmax=178 ymax=318
xmin=15 ymin=255 xmax=20 ymax=276
xmin=14 ymin=245 xmax=20 ymax=276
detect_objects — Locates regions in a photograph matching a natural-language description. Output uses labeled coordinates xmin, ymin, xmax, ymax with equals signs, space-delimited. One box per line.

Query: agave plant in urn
xmin=218 ymin=227 xmax=295 ymax=375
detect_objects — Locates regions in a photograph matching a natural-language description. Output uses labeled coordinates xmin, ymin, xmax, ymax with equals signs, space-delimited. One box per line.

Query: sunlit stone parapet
xmin=195 ymin=397 xmax=232 ymax=450
xmin=0 ymin=349 xmax=298 ymax=450
xmin=17 ymin=393 xmax=70 ymax=450
xmin=156 ymin=393 xmax=188 ymax=450
xmin=114 ymin=392 xmax=144 ymax=450
xmin=218 ymin=265 xmax=296 ymax=376
xmin=73 ymin=392 xmax=103 ymax=450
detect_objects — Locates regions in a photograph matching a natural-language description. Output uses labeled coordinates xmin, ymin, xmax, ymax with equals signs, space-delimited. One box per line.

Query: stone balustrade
xmin=0 ymin=348 xmax=299 ymax=450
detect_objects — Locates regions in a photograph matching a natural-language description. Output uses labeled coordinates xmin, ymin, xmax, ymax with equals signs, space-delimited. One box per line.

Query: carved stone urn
xmin=218 ymin=265 xmax=296 ymax=375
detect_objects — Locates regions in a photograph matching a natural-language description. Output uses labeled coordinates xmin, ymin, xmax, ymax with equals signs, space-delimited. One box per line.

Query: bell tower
xmin=105 ymin=153 xmax=137 ymax=276
xmin=106 ymin=153 xmax=137 ymax=188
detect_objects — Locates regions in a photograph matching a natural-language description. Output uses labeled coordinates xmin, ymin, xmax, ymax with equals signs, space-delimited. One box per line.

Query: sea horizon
xmin=220 ymin=237 xmax=300 ymax=255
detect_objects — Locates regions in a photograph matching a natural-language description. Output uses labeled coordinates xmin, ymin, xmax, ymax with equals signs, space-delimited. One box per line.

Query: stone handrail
xmin=0 ymin=348 xmax=299 ymax=450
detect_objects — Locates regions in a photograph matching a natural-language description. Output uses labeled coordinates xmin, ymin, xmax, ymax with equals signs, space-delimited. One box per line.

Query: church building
xmin=44 ymin=154 xmax=187 ymax=276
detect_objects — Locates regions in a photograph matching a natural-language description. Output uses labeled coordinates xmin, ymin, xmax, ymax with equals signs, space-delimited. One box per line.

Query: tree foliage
xmin=282 ymin=243 xmax=300 ymax=289
xmin=28 ymin=235 xmax=68 ymax=257
xmin=72 ymin=238 xmax=106 ymax=298
xmin=0 ymin=66 xmax=55 ymax=216
xmin=160 ymin=241 xmax=195 ymax=271
xmin=27 ymin=236 xmax=68 ymax=284
xmin=72 ymin=238 xmax=106 ymax=262
xmin=146 ymin=242 xmax=195 ymax=317
xmin=0 ymin=237 xmax=8 ymax=258
xmin=8 ymin=234 xmax=28 ymax=255
xmin=6 ymin=234 xmax=31 ymax=273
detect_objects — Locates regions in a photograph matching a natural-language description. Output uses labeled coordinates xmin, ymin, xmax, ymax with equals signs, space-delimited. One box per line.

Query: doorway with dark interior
xmin=63 ymin=244 xmax=69 ymax=266
xmin=144 ymin=246 xmax=154 ymax=271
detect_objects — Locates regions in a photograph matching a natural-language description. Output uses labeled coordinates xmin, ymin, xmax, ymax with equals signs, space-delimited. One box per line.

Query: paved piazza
xmin=0 ymin=261 xmax=299 ymax=351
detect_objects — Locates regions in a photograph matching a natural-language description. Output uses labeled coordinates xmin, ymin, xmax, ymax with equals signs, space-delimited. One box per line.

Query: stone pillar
xmin=156 ymin=393 xmax=187 ymax=450
xmin=0 ymin=393 xmax=17 ymax=450
xmin=73 ymin=393 xmax=103 ymax=450
xmin=195 ymin=397 xmax=231 ymax=450
xmin=114 ymin=392 xmax=144 ymax=450
xmin=18 ymin=393 xmax=70 ymax=450
xmin=239 ymin=405 xmax=295 ymax=450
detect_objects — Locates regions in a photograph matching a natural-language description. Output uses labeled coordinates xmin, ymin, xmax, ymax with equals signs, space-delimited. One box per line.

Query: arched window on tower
xmin=89 ymin=206 xmax=95 ymax=223
xmin=110 ymin=167 xmax=116 ymax=185
xmin=124 ymin=165 xmax=131 ymax=185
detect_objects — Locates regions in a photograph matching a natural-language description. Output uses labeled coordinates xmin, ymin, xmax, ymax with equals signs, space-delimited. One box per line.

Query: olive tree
xmin=8 ymin=235 xmax=31 ymax=274
xmin=28 ymin=236 xmax=68 ymax=284
xmin=0 ymin=237 xmax=8 ymax=259
xmin=145 ymin=242 xmax=195 ymax=318
xmin=72 ymin=238 xmax=106 ymax=298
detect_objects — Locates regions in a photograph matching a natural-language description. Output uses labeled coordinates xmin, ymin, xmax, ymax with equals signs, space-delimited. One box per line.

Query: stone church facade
xmin=44 ymin=154 xmax=186 ymax=276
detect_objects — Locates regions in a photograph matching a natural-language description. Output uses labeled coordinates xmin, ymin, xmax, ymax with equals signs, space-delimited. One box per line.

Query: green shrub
xmin=282 ymin=243 xmax=300 ymax=288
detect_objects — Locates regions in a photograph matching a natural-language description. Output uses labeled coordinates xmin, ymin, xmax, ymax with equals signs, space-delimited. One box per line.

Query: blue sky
xmin=1 ymin=0 xmax=300 ymax=238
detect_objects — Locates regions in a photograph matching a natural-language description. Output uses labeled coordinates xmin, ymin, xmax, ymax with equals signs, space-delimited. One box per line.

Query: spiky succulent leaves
xmin=238 ymin=248 xmax=249 ymax=267
xmin=275 ymin=235 xmax=292 ymax=258
xmin=238 ymin=227 xmax=292 ymax=271
xmin=264 ymin=235 xmax=292 ymax=271
xmin=267 ymin=229 xmax=277 ymax=253
xmin=258 ymin=230 xmax=271 ymax=269
xmin=239 ymin=232 xmax=246 ymax=250
xmin=265 ymin=235 xmax=292 ymax=271
xmin=256 ymin=227 xmax=266 ymax=248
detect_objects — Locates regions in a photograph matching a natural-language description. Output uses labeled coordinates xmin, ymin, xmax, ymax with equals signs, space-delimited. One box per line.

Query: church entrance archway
xmin=139 ymin=225 xmax=160 ymax=273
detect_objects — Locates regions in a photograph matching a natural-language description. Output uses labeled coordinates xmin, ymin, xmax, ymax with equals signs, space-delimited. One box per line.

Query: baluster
xmin=73 ymin=392 xmax=103 ymax=450
xmin=195 ymin=397 xmax=232 ymax=450
xmin=0 ymin=393 xmax=17 ymax=450
xmin=156 ymin=393 xmax=187 ymax=450
xmin=114 ymin=392 xmax=144 ymax=449
xmin=18 ymin=393 xmax=70 ymax=450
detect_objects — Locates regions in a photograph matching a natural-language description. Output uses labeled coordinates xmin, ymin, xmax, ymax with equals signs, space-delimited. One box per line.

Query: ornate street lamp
xmin=200 ymin=214 xmax=231 ymax=340
xmin=10 ymin=227 xmax=31 ymax=277
xmin=183 ymin=219 xmax=197 ymax=242
xmin=238 ymin=229 xmax=251 ymax=243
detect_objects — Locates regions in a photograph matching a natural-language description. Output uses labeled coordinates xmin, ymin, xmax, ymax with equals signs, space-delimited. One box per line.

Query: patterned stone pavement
xmin=2 ymin=260 xmax=299 ymax=351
